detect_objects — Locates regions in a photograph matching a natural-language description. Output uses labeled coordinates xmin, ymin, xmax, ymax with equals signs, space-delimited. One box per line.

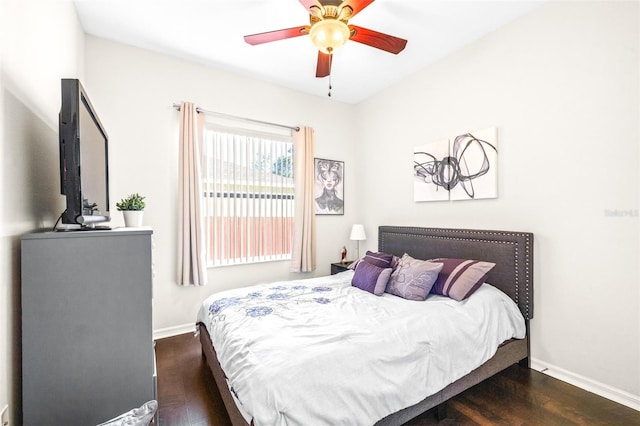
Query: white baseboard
xmin=531 ymin=358 xmax=640 ymax=411
xmin=153 ymin=323 xmax=196 ymax=340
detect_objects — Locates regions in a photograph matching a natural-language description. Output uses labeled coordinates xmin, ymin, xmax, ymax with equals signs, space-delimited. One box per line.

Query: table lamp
xmin=350 ymin=224 xmax=366 ymax=259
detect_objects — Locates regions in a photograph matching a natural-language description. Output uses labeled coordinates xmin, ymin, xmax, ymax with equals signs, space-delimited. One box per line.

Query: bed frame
xmin=198 ymin=226 xmax=534 ymax=425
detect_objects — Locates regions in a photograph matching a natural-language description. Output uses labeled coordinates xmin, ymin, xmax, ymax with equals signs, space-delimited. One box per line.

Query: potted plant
xmin=116 ymin=193 xmax=146 ymax=227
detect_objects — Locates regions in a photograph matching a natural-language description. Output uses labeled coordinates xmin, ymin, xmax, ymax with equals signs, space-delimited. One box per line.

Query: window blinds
xmin=202 ymin=126 xmax=295 ymax=266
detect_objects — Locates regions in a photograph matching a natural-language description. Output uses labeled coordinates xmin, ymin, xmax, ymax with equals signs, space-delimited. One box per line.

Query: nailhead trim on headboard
xmin=378 ymin=227 xmax=534 ymax=320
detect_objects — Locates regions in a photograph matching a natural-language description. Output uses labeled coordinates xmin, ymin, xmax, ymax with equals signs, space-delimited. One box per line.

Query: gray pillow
xmin=386 ymin=253 xmax=443 ymax=301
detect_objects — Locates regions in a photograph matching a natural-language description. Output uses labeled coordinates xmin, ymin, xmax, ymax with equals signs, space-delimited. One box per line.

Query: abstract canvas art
xmin=413 ymin=138 xmax=450 ymax=202
xmin=414 ymin=127 xmax=498 ymax=202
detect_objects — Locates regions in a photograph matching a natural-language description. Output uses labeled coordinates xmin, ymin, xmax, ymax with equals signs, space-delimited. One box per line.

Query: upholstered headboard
xmin=378 ymin=226 xmax=534 ymax=320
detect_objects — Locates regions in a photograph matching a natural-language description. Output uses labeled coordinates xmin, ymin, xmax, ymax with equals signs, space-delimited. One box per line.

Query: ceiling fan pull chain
xmin=328 ymin=75 xmax=332 ymax=97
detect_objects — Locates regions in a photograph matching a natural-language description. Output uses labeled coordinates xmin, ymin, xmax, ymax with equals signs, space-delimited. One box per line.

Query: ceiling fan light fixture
xmin=309 ymin=19 xmax=350 ymax=54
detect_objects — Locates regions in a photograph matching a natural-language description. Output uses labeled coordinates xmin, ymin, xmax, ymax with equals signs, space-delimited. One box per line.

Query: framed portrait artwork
xmin=314 ymin=158 xmax=344 ymax=215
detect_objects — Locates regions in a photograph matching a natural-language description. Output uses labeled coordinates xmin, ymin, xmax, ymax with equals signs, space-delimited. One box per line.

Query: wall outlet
xmin=0 ymin=404 xmax=8 ymax=426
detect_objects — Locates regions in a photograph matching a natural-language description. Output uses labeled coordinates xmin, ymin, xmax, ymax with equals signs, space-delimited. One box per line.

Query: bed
xmin=197 ymin=226 xmax=534 ymax=425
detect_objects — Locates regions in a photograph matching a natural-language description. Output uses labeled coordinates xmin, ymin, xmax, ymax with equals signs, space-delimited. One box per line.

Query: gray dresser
xmin=21 ymin=228 xmax=155 ymax=425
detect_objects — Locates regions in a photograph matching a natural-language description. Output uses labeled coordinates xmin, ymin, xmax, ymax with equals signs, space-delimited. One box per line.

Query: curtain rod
xmin=173 ymin=103 xmax=300 ymax=132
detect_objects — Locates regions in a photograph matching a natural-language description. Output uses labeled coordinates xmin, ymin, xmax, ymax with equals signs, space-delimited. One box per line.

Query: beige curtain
xmin=290 ymin=126 xmax=317 ymax=272
xmin=177 ymin=102 xmax=208 ymax=286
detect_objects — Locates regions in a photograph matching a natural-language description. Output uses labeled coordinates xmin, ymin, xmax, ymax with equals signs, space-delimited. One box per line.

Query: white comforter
xmin=197 ymin=270 xmax=525 ymax=426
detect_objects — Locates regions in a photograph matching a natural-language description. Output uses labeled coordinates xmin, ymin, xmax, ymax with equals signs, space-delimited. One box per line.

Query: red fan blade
xmin=349 ymin=25 xmax=407 ymax=54
xmin=316 ymin=52 xmax=332 ymax=78
xmin=299 ymin=0 xmax=323 ymax=15
xmin=339 ymin=0 xmax=374 ymax=19
xmin=244 ymin=26 xmax=309 ymax=45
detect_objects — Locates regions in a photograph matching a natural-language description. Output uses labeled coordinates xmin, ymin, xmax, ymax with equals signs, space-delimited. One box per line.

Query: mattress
xmin=196 ymin=270 xmax=525 ymax=426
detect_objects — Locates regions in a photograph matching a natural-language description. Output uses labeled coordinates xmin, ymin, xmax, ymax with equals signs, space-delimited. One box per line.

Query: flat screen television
xmin=59 ymin=78 xmax=111 ymax=229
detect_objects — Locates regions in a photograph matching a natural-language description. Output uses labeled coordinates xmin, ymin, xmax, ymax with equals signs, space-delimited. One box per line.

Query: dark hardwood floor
xmin=156 ymin=333 xmax=640 ymax=426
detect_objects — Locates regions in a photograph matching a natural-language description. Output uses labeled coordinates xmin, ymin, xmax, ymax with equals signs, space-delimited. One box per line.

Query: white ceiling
xmin=74 ymin=0 xmax=545 ymax=104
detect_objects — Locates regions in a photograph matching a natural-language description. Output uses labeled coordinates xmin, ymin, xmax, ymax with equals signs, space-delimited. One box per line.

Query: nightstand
xmin=331 ymin=261 xmax=354 ymax=275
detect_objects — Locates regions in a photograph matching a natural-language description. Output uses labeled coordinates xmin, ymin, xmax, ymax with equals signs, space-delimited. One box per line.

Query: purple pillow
xmin=351 ymin=261 xmax=393 ymax=296
xmin=386 ymin=254 xmax=444 ymax=301
xmin=361 ymin=251 xmax=393 ymax=269
xmin=430 ymin=258 xmax=496 ymax=301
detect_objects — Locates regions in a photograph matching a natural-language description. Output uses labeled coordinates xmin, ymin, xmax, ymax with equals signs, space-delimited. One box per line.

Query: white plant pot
xmin=123 ymin=210 xmax=144 ymax=227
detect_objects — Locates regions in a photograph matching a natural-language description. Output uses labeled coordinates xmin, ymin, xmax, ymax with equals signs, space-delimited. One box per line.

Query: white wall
xmin=0 ymin=0 xmax=85 ymax=422
xmin=356 ymin=0 xmax=639 ymax=404
xmin=83 ymin=36 xmax=359 ymax=334
xmin=2 ymin=0 xmax=638 ymax=419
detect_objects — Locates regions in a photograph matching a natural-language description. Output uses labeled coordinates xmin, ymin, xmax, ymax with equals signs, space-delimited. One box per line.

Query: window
xmin=202 ymin=124 xmax=294 ymax=266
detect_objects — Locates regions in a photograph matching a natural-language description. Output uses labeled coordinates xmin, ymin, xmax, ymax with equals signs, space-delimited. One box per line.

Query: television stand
xmin=81 ymin=225 xmax=112 ymax=231
xmin=55 ymin=225 xmax=112 ymax=232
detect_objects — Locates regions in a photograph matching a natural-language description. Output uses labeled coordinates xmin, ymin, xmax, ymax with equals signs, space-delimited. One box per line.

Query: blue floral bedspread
xmin=207 ymin=282 xmax=336 ymax=321
xmin=196 ymin=271 xmax=525 ymax=426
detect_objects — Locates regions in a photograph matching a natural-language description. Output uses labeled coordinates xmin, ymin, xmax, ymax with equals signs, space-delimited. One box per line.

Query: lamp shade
xmin=309 ymin=19 xmax=350 ymax=54
xmin=350 ymin=224 xmax=366 ymax=241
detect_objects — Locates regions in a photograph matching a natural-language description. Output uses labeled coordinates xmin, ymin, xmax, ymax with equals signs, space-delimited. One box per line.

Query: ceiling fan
xmin=243 ymin=0 xmax=408 ymax=78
